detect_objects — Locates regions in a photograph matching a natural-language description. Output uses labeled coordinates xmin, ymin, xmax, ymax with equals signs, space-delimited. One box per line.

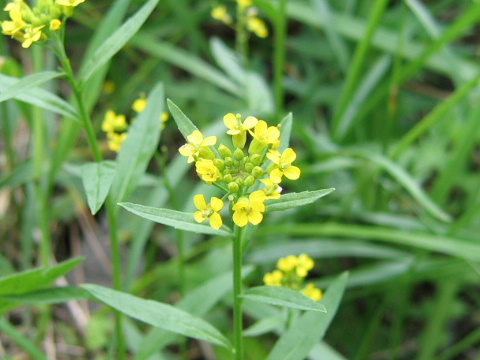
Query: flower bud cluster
xmin=1 ymin=0 xmax=84 ymax=48
xmin=102 ymin=95 xmax=169 ymax=152
xmin=263 ymin=254 xmax=322 ymax=302
xmin=211 ymin=0 xmax=268 ymax=38
xmin=179 ymin=113 xmax=301 ymax=229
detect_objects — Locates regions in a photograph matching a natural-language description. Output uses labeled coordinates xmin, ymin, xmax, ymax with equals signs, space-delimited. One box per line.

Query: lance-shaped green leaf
xmin=0 ymin=258 xmax=83 ymax=314
xmin=110 ymin=83 xmax=163 ymax=204
xmin=277 ymin=112 xmax=293 ymax=152
xmin=78 ymin=0 xmax=160 ymax=83
xmin=0 ymin=74 xmax=79 ymax=120
xmin=265 ymin=188 xmax=335 ymax=212
xmin=0 ymin=71 xmax=64 ymax=103
xmin=82 ymin=284 xmax=233 ymax=351
xmin=242 ymin=286 xmax=327 ymax=312
xmin=119 ymin=202 xmax=233 ymax=236
xmin=81 ymin=161 xmax=116 ymax=215
xmin=266 ymin=272 xmax=348 ymax=360
xmin=0 ymin=287 xmax=93 ymax=304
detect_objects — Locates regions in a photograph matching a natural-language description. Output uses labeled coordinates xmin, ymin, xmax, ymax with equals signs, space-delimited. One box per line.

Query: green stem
xmin=233 ymin=225 xmax=245 ymax=360
xmin=52 ymin=35 xmax=125 ymax=360
xmin=274 ymin=0 xmax=286 ymax=121
xmin=236 ymin=3 xmax=249 ymax=66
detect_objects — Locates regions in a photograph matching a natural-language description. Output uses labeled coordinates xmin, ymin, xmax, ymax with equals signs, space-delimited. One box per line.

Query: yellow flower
xmin=160 ymin=112 xmax=169 ymax=130
xmin=223 ymin=113 xmax=257 ymax=148
xmin=49 ymin=19 xmax=61 ymax=31
xmin=131 ymin=98 xmax=146 ymax=113
xmin=101 ymin=110 xmax=127 ymax=133
xmin=179 ymin=130 xmax=216 ymax=163
xmin=263 ymin=270 xmax=283 ymax=286
xmin=248 ymin=120 xmax=280 ymax=154
xmin=247 ymin=17 xmax=268 ymax=38
xmin=193 ymin=194 xmax=223 ymax=230
xmin=195 ymin=159 xmax=220 ymax=185
xmin=301 ymin=283 xmax=322 ymax=302
xmin=260 ymin=178 xmax=282 ymax=200
xmin=296 ymin=254 xmax=314 ymax=277
xmin=211 ymin=5 xmax=231 ymax=24
xmin=277 ymin=255 xmax=298 ymax=272
xmin=267 ymin=148 xmax=301 ymax=184
xmin=232 ymin=190 xmax=266 ymax=227
xmin=107 ymin=132 xmax=127 ymax=152
xmin=237 ymin=0 xmax=252 ymax=8
xmin=1 ymin=2 xmax=26 ymax=37
xmin=56 ymin=0 xmax=85 ymax=6
xmin=21 ymin=25 xmax=44 ymax=48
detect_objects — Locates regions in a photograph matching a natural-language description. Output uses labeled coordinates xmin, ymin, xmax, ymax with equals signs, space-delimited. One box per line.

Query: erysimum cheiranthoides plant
xmin=120 ymin=99 xmax=336 ymax=359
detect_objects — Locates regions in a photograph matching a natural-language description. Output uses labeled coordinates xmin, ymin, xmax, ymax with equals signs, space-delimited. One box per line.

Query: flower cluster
xmin=102 ymin=95 xmax=169 ymax=152
xmin=211 ymin=0 xmax=268 ymax=38
xmin=1 ymin=0 xmax=84 ymax=48
xmin=179 ymin=113 xmax=301 ymax=229
xmin=263 ymin=254 xmax=322 ymax=301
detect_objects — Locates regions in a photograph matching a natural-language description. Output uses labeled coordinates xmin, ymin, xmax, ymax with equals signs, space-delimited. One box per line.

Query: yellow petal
xmin=132 ymin=98 xmax=146 ymax=113
xmin=202 ymin=136 xmax=217 ymax=146
xmin=193 ymin=194 xmax=207 ymax=210
xmin=248 ymin=211 xmax=263 ymax=225
xmin=223 ymin=113 xmax=237 ymax=129
xmin=232 ymin=198 xmax=248 ymax=211
xmin=194 ymin=211 xmax=205 ymax=223
xmin=233 ymin=210 xmax=248 ymax=227
xmin=269 ymin=168 xmax=283 ymax=184
xmin=250 ymin=200 xmax=265 ymax=213
xmin=187 ymin=130 xmax=203 ymax=144
xmin=209 ymin=212 xmax=222 ymax=230
xmin=210 ymin=197 xmax=223 ymax=212
xmin=250 ymin=190 xmax=266 ymax=202
xmin=281 ymin=148 xmax=297 ymax=164
xmin=284 ymin=166 xmax=300 ymax=180
xmin=243 ymin=116 xmax=258 ymax=129
xmin=254 ymin=120 xmax=267 ymax=136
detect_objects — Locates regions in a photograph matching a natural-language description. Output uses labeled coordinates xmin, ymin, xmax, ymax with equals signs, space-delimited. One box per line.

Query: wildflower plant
xmin=119 ymin=100 xmax=336 ymax=359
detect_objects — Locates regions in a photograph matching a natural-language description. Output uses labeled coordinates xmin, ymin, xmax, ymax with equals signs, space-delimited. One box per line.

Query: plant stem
xmin=274 ymin=0 xmax=286 ymax=121
xmin=236 ymin=2 xmax=249 ymax=67
xmin=52 ymin=35 xmax=125 ymax=360
xmin=233 ymin=225 xmax=245 ymax=360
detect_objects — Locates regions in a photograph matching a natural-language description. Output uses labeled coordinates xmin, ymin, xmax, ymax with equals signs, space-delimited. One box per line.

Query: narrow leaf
xmin=242 ymin=286 xmax=327 ymax=312
xmin=119 ymin=202 xmax=232 ymax=237
xmin=266 ymin=272 xmax=349 ymax=360
xmin=0 ymin=74 xmax=79 ymax=120
xmin=277 ymin=113 xmax=293 ymax=152
xmin=82 ymin=284 xmax=233 ymax=350
xmin=81 ymin=161 xmax=116 ymax=215
xmin=0 ymin=71 xmax=64 ymax=103
xmin=167 ymin=99 xmax=199 ymax=140
xmin=110 ymin=83 xmax=163 ymax=204
xmin=265 ymin=189 xmax=335 ymax=212
xmin=78 ymin=0 xmax=160 ymax=83
xmin=0 ymin=287 xmax=92 ymax=304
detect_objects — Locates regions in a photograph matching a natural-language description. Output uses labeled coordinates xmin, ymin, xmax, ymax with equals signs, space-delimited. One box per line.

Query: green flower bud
xmin=244 ymin=175 xmax=255 ymax=187
xmin=250 ymin=154 xmax=261 ymax=165
xmin=252 ymin=166 xmax=263 ymax=178
xmin=236 ymin=178 xmax=244 ymax=186
xmin=225 ymin=157 xmax=234 ymax=167
xmin=218 ymin=144 xmax=232 ymax=159
xmin=234 ymin=148 xmax=244 ymax=161
xmin=214 ymin=159 xmax=225 ymax=171
xmin=198 ymin=147 xmax=215 ymax=160
xmin=224 ymin=174 xmax=233 ymax=183
xmin=244 ymin=163 xmax=254 ymax=172
xmin=248 ymin=138 xmax=263 ymax=155
xmin=228 ymin=182 xmax=239 ymax=193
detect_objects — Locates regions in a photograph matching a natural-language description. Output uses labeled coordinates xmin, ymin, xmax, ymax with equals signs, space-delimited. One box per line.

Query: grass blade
xmin=0 ymin=71 xmax=63 ymax=103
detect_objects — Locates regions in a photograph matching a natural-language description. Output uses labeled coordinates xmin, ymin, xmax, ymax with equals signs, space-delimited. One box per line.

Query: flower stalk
xmin=233 ymin=225 xmax=245 ymax=360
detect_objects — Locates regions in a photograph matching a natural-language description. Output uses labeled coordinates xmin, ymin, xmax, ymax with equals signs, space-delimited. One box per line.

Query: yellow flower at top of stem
xmin=263 ymin=270 xmax=283 ymax=286
xmin=211 ymin=5 xmax=232 ymax=25
xmin=248 ymin=120 xmax=280 ymax=154
xmin=195 ymin=159 xmax=220 ymax=185
xmin=179 ymin=130 xmax=216 ymax=163
xmin=232 ymin=190 xmax=266 ymax=227
xmin=223 ymin=113 xmax=257 ymax=149
xmin=246 ymin=17 xmax=268 ymax=38
xmin=267 ymin=148 xmax=301 ymax=184
xmin=193 ymin=194 xmax=224 ymax=230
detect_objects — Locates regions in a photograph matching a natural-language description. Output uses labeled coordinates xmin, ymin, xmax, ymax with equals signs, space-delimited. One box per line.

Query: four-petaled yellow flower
xmin=211 ymin=5 xmax=232 ymax=24
xmin=56 ymin=0 xmax=85 ymax=6
xmin=277 ymin=255 xmax=298 ymax=272
xmin=179 ymin=130 xmax=216 ymax=163
xmin=101 ymin=110 xmax=127 ymax=133
xmin=193 ymin=194 xmax=223 ymax=230
xmin=223 ymin=113 xmax=258 ymax=149
xmin=2 ymin=2 xmax=25 ymax=37
xmin=248 ymin=120 xmax=280 ymax=154
xmin=232 ymin=190 xmax=266 ymax=227
xmin=301 ymin=283 xmax=322 ymax=302
xmin=106 ymin=132 xmax=127 ymax=152
xmin=263 ymin=270 xmax=283 ymax=286
xmin=260 ymin=178 xmax=282 ymax=200
xmin=247 ymin=17 xmax=268 ymax=38
xmin=21 ymin=25 xmax=44 ymax=48
xmin=267 ymin=148 xmax=301 ymax=184
xmin=195 ymin=159 xmax=220 ymax=185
